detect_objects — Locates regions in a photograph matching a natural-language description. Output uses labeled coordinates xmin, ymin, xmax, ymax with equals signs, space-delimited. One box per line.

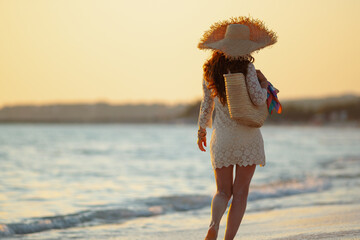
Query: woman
xmin=196 ymin=17 xmax=277 ymax=240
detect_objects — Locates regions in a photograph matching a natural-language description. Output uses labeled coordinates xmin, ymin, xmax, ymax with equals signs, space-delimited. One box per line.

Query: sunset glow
xmin=1 ymin=0 xmax=359 ymax=107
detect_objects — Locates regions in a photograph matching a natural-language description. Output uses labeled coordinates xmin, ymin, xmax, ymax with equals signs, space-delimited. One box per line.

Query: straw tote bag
xmin=224 ymin=72 xmax=268 ymax=128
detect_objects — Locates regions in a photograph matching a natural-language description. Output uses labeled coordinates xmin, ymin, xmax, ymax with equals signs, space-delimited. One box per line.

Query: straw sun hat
xmin=198 ymin=16 xmax=278 ymax=58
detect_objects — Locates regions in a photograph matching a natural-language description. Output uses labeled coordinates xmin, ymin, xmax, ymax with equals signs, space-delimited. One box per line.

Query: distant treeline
xmin=0 ymin=95 xmax=359 ymax=125
xmin=0 ymin=102 xmax=187 ymax=123
xmin=266 ymin=98 xmax=360 ymax=124
xmin=180 ymin=95 xmax=360 ymax=125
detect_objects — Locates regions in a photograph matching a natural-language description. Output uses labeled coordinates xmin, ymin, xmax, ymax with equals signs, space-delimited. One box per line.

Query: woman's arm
xmin=198 ymin=79 xmax=215 ymax=129
xmin=246 ymin=63 xmax=267 ymax=106
xmin=197 ymin=79 xmax=215 ymax=152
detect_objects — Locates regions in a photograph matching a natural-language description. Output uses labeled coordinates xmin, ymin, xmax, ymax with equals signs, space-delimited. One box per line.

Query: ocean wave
xmin=0 ymin=178 xmax=330 ymax=237
xmin=248 ymin=177 xmax=331 ymax=201
xmin=322 ymin=156 xmax=360 ymax=169
xmin=0 ymin=194 xmax=212 ymax=237
xmin=320 ymin=156 xmax=360 ymax=179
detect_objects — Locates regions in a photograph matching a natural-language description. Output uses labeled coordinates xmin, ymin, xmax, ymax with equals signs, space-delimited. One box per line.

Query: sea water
xmin=0 ymin=124 xmax=360 ymax=239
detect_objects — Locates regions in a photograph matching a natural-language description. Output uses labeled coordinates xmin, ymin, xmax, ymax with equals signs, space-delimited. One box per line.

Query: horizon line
xmin=0 ymin=92 xmax=359 ymax=109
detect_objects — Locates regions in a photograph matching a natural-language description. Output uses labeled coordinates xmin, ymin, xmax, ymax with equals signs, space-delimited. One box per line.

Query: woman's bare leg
xmin=224 ymin=164 xmax=256 ymax=240
xmin=205 ymin=165 xmax=234 ymax=240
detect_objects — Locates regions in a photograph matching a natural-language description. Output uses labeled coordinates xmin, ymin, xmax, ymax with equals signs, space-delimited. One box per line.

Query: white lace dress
xmin=198 ymin=62 xmax=267 ymax=170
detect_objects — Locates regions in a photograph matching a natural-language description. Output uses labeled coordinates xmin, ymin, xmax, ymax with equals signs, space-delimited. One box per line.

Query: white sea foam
xmin=0 ymin=177 xmax=332 ymax=237
xmin=249 ymin=177 xmax=331 ymax=201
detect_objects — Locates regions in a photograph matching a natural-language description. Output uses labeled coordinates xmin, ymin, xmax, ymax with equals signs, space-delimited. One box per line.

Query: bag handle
xmin=226 ymin=69 xmax=248 ymax=89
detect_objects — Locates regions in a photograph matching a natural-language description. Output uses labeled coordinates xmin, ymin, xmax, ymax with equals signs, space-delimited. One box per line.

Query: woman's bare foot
xmin=205 ymin=224 xmax=219 ymax=240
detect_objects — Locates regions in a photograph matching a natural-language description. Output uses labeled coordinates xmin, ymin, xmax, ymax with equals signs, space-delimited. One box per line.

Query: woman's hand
xmin=256 ymin=69 xmax=269 ymax=88
xmin=197 ymin=128 xmax=207 ymax=152
xmin=260 ymin=81 xmax=269 ymax=89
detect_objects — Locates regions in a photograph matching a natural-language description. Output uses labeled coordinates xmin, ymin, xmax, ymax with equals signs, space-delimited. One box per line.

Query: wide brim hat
xmin=198 ymin=16 xmax=278 ymax=58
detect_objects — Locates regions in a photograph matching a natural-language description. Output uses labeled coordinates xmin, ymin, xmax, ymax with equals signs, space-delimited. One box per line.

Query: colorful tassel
xmin=266 ymin=81 xmax=282 ymax=114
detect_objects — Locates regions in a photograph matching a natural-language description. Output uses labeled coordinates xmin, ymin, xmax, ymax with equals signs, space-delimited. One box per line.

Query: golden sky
xmin=1 ymin=0 xmax=360 ymax=107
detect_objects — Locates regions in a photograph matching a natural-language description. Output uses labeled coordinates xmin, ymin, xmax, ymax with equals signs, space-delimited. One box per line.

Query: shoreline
xmin=0 ymin=121 xmax=359 ymax=127
xmin=118 ymin=203 xmax=360 ymax=240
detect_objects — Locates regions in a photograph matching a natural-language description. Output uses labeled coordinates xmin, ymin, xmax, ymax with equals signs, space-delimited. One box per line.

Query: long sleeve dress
xmin=198 ymin=62 xmax=267 ymax=170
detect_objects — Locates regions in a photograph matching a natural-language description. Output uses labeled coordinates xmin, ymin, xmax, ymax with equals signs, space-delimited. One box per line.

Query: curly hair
xmin=203 ymin=51 xmax=254 ymax=106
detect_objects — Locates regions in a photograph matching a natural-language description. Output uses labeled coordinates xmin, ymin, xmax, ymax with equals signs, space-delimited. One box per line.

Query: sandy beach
xmin=118 ymin=203 xmax=360 ymax=240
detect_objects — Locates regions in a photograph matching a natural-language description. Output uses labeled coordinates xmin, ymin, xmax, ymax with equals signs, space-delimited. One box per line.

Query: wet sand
xmin=121 ymin=203 xmax=360 ymax=240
